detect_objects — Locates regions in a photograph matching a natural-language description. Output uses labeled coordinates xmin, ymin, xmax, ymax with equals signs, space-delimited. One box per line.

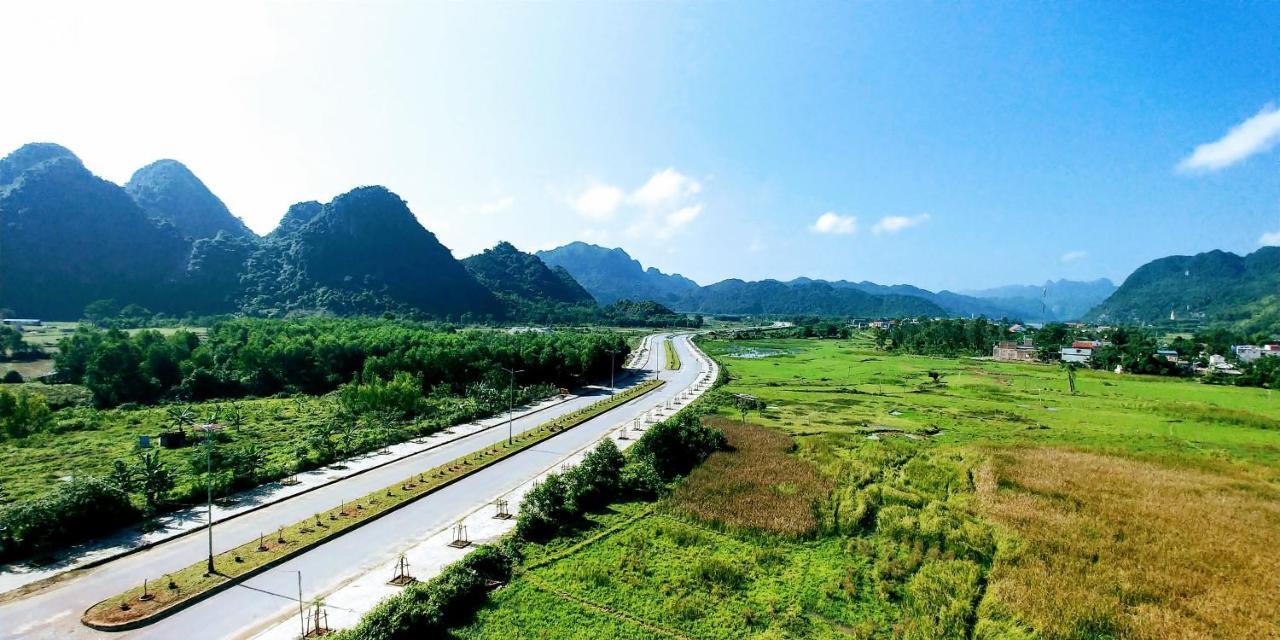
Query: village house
xmin=1234 ymin=344 xmax=1280 ymax=363
xmin=1060 ymin=340 xmax=1104 ymax=364
xmin=993 ymin=338 xmax=1037 ymax=362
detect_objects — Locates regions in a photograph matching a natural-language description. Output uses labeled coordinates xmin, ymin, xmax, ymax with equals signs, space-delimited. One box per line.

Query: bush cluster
xmin=516 ymin=410 xmax=727 ymax=542
xmin=0 ymin=476 xmax=140 ymax=561
xmin=0 ymin=387 xmax=53 ymax=440
xmin=331 ymin=541 xmax=520 ymax=640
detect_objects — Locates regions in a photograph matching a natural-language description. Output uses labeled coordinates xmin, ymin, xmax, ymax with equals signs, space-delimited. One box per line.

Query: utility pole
xmin=501 ymin=366 xmax=523 ymax=446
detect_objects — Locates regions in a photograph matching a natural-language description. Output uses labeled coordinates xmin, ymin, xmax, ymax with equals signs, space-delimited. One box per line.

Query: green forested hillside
xmin=0 ymin=143 xmax=192 ymax=318
xmin=464 ymin=241 xmax=596 ymax=306
xmin=1087 ymin=247 xmax=1279 ymax=330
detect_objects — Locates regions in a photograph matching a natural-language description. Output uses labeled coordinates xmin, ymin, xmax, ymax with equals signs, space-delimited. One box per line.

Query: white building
xmin=1060 ymin=347 xmax=1092 ymax=364
xmin=1234 ymin=344 xmax=1280 ymax=364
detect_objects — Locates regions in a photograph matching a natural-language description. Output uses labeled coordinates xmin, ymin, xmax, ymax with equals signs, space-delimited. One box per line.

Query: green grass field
xmin=0 ymin=394 xmax=336 ymax=506
xmin=452 ymin=336 xmax=1280 ymax=640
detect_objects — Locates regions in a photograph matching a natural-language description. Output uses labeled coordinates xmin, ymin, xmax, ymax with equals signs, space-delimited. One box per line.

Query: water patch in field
xmin=724 ymin=347 xmax=799 ymax=359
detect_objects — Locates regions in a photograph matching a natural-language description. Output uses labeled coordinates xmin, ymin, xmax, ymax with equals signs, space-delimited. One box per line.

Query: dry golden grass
xmin=975 ymin=447 xmax=1280 ymax=640
xmin=670 ymin=418 xmax=831 ymax=536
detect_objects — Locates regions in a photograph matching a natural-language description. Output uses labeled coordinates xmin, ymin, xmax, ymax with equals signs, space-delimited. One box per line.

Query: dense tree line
xmin=54 ymin=318 xmax=630 ymax=407
xmin=875 ymin=318 xmax=1011 ymax=357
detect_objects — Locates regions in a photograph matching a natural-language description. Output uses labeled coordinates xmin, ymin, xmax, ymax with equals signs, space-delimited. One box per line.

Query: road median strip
xmin=81 ymin=379 xmax=665 ymax=632
xmin=664 ymin=338 xmax=681 ymax=370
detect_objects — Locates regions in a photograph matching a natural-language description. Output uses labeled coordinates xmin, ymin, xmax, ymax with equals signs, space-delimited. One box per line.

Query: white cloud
xmin=1061 ymin=250 xmax=1088 ymax=262
xmin=1178 ymin=104 xmax=1280 ymax=172
xmin=871 ymin=213 xmax=930 ymax=235
xmin=629 ymin=168 xmax=701 ymax=206
xmin=569 ymin=183 xmax=624 ymax=219
xmin=811 ymin=212 xmax=857 ymax=235
xmin=656 ymin=204 xmax=702 ymax=238
xmin=1260 ymin=231 xmax=1280 ymax=246
xmin=472 ymin=195 xmax=514 ymax=215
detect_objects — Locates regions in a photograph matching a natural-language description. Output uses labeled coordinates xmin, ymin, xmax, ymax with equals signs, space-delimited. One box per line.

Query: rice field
xmin=452 ymin=336 xmax=1280 ymax=639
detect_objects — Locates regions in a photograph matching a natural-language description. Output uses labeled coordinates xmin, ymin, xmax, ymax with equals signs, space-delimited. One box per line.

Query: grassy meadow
xmin=0 ymin=394 xmax=336 ymax=506
xmin=452 ymin=335 xmax=1280 ymax=639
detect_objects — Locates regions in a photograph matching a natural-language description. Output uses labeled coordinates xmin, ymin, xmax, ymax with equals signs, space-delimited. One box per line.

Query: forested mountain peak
xmin=270 ymin=200 xmax=324 ymax=238
xmin=240 ymin=185 xmax=500 ymax=317
xmin=0 ymin=143 xmax=190 ymax=318
xmin=125 ymin=159 xmax=254 ymax=241
xmin=0 ymin=142 xmax=81 ymax=187
xmin=462 ymin=241 xmax=596 ymax=306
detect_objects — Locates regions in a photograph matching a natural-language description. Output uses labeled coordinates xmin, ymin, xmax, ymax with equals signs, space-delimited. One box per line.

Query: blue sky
xmin=2 ymin=1 xmax=1278 ymax=291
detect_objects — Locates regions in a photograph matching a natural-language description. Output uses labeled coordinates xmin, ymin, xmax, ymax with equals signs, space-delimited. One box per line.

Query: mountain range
xmin=540 ymin=243 xmax=1115 ymax=321
xmin=2 ymin=142 xmax=1272 ymax=329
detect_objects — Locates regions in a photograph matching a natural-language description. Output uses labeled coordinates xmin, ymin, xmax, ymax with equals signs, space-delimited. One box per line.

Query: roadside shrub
xmin=564 ymin=439 xmax=625 ymax=512
xmin=515 ymin=472 xmax=573 ymax=541
xmin=630 ymin=411 xmax=727 ymax=481
xmin=516 ymin=439 xmax=629 ymax=541
xmin=337 ymin=372 xmax=426 ymax=421
xmin=619 ymin=459 xmax=664 ymax=498
xmin=0 ymin=475 xmax=140 ymax=561
xmin=334 ymin=543 xmax=516 ymax=640
xmin=2 ymin=370 xmax=23 ymax=383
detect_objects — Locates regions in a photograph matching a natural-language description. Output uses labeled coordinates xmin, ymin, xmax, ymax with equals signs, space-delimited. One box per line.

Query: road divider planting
xmin=664 ymin=339 xmax=680 ymax=371
xmin=81 ymin=379 xmax=665 ymax=631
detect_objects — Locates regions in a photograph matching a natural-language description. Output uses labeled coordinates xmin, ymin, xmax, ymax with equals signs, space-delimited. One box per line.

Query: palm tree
xmin=166 ymin=405 xmax=195 ymax=434
xmin=1061 ymin=361 xmax=1079 ymax=395
xmin=225 ymin=403 xmax=246 ymax=431
xmin=234 ymin=443 xmax=268 ymax=484
xmin=337 ymin=414 xmax=362 ymax=457
xmin=136 ymin=450 xmax=175 ymax=512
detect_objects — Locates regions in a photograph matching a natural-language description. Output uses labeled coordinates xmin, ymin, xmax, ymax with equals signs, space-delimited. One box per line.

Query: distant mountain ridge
xmin=9 ymin=141 xmax=1266 ymax=329
xmin=1085 ymin=248 xmax=1279 ymax=330
xmin=536 ymin=242 xmax=700 ymax=307
xmin=538 ymin=243 xmax=948 ymax=318
xmin=961 ymin=278 xmax=1117 ymax=321
xmin=0 ymin=143 xmax=191 ymax=318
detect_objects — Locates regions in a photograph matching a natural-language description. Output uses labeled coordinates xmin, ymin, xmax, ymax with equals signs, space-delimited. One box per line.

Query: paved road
xmin=1 ymin=333 xmax=707 ymax=640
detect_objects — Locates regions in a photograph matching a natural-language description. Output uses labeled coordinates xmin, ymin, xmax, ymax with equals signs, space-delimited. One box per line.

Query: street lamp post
xmin=605 ymin=348 xmax=622 ymax=396
xmin=501 ymin=366 xmax=524 ymax=446
xmin=204 ymin=427 xmax=214 ymax=575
